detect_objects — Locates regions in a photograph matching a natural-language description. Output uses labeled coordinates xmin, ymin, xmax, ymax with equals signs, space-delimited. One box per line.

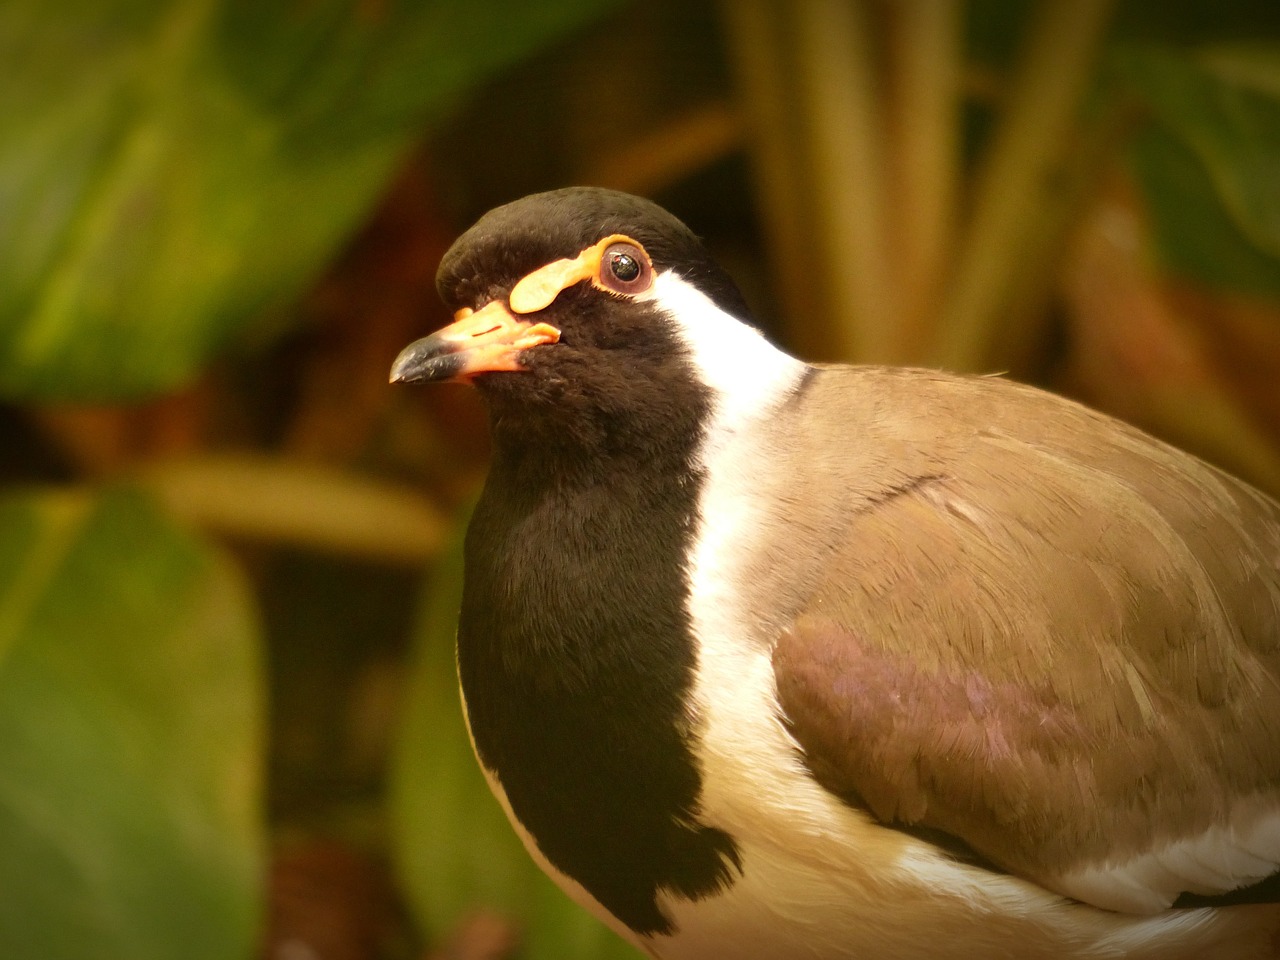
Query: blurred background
xmin=2 ymin=1 xmax=1279 ymax=958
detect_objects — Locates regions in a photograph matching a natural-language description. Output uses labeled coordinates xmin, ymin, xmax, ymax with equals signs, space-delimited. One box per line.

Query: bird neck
xmin=481 ymin=363 xmax=708 ymax=476
xmin=455 ymin=393 xmax=740 ymax=934
xmin=465 ymin=404 xmax=704 ymax=683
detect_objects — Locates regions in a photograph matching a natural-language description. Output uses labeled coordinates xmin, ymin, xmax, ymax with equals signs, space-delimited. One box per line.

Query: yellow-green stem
xmin=932 ymin=0 xmax=1116 ymax=371
xmin=719 ymin=0 xmax=827 ymax=357
xmin=137 ymin=454 xmax=448 ymax=565
xmin=792 ymin=0 xmax=894 ymax=362
xmin=996 ymin=102 xmax=1142 ymax=376
xmin=886 ymin=0 xmax=962 ymax=362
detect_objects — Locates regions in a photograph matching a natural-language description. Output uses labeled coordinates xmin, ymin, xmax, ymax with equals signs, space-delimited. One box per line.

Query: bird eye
xmin=598 ymin=241 xmax=653 ymax=295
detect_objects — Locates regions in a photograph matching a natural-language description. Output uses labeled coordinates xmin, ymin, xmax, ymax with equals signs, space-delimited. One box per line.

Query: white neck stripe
xmin=649 ymin=271 xmax=806 ymax=428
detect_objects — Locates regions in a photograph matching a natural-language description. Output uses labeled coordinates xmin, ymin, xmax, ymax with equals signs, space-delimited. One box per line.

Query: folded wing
xmin=769 ymin=367 xmax=1280 ymax=912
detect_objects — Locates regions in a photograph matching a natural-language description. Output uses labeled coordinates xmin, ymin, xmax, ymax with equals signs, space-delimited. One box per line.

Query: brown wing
xmin=764 ymin=366 xmax=1280 ymax=911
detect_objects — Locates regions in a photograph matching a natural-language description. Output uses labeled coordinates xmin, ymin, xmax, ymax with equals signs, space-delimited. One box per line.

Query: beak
xmin=389 ymin=300 xmax=561 ymax=384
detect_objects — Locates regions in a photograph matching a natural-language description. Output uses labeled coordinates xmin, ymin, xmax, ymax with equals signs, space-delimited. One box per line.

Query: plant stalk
xmin=792 ymin=0 xmax=894 ymax=362
xmin=886 ymin=0 xmax=962 ymax=362
xmin=720 ymin=0 xmax=828 ymax=357
xmin=932 ymin=0 xmax=1116 ymax=371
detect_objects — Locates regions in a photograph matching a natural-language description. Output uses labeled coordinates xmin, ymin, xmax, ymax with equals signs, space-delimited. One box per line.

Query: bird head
xmin=390 ymin=187 xmax=756 ymax=400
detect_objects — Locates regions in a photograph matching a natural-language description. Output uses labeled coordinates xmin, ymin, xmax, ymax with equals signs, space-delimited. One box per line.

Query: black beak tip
xmin=389 ymin=337 xmax=462 ymax=384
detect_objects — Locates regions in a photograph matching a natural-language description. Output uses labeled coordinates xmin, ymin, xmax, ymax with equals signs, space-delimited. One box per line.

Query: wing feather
xmin=765 ymin=367 xmax=1280 ymax=912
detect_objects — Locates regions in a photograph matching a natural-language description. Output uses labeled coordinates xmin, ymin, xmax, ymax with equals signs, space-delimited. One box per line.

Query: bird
xmin=390 ymin=186 xmax=1280 ymax=959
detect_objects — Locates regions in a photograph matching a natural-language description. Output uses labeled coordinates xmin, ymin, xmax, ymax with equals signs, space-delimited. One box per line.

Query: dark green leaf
xmin=1118 ymin=44 xmax=1280 ymax=292
xmin=0 ymin=486 xmax=265 ymax=960
xmin=0 ymin=0 xmax=605 ymax=401
xmin=1129 ymin=124 xmax=1280 ymax=296
xmin=388 ymin=515 xmax=641 ymax=959
xmin=1110 ymin=0 xmax=1280 ymax=47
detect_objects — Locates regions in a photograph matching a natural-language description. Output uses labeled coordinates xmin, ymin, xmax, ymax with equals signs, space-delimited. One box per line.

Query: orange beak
xmin=389 ymin=300 xmax=561 ymax=384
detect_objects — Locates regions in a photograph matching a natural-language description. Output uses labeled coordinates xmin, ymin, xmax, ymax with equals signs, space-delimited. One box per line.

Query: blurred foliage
xmin=0 ymin=0 xmax=605 ymax=400
xmin=1120 ymin=43 xmax=1280 ymax=295
xmin=0 ymin=487 xmax=262 ymax=960
xmin=0 ymin=2 xmax=1279 ymax=960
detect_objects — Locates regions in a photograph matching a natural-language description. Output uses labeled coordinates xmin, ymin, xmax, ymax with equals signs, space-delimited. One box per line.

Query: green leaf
xmin=1200 ymin=42 xmax=1280 ymax=99
xmin=1129 ymin=124 xmax=1280 ymax=296
xmin=1118 ymin=43 xmax=1280 ymax=292
xmin=0 ymin=0 xmax=605 ymax=401
xmin=0 ymin=486 xmax=265 ymax=960
xmin=388 ymin=515 xmax=641 ymax=960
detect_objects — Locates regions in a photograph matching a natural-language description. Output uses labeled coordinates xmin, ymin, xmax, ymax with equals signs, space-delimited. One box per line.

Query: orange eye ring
xmin=598 ymin=241 xmax=653 ymax=295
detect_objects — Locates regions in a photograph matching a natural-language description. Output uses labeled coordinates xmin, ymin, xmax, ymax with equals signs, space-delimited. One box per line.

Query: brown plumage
xmin=764 ymin=366 xmax=1280 ymax=907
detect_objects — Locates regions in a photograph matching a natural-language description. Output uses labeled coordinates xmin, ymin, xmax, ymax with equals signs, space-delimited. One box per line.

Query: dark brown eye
xmin=599 ymin=242 xmax=652 ymax=295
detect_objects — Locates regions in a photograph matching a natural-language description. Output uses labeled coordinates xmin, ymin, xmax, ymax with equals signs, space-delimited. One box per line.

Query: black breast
xmin=457 ymin=425 xmax=741 ymax=936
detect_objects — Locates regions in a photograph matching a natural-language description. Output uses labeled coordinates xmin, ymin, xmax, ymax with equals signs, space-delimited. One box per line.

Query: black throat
xmin=457 ymin=370 xmax=741 ymax=937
